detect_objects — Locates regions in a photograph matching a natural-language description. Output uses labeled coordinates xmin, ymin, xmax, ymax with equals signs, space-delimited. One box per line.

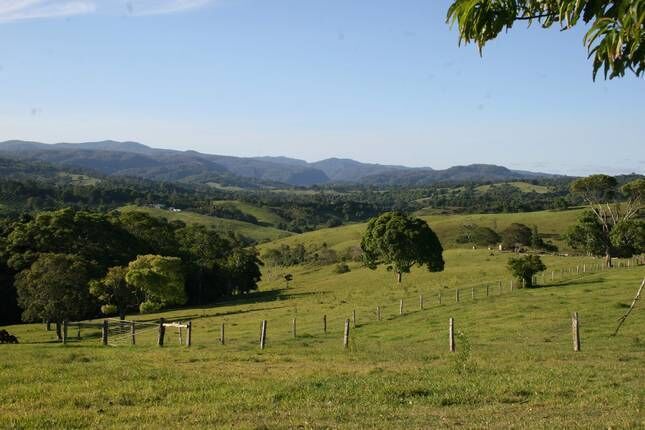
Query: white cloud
xmin=0 ymin=0 xmax=95 ymax=22
xmin=0 ymin=0 xmax=215 ymax=22
xmin=123 ymin=0 xmax=213 ymax=16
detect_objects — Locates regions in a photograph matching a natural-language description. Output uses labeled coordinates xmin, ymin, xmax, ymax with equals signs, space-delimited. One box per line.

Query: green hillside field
xmin=259 ymin=208 xmax=586 ymax=254
xmin=1 ymin=246 xmax=643 ymax=428
xmin=117 ymin=205 xmax=292 ymax=243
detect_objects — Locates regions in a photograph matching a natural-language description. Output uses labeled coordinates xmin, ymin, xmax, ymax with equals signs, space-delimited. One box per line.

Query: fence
xmin=64 ymin=255 xmax=643 ymax=351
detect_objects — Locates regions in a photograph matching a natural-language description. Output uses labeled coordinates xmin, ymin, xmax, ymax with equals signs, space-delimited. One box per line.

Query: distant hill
xmin=0 ymin=140 xmax=561 ymax=186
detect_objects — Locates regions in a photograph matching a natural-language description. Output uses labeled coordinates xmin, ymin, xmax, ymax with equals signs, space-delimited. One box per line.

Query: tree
xmin=501 ymin=223 xmax=532 ymax=250
xmin=89 ymin=266 xmax=139 ymax=319
xmin=568 ymin=175 xmax=644 ymax=266
xmin=5 ymin=208 xmax=137 ymax=273
xmin=507 ymin=255 xmax=546 ymax=288
xmin=125 ymin=255 xmax=186 ymax=313
xmin=456 ymin=224 xmax=501 ymax=246
xmin=176 ymin=225 xmax=231 ymax=304
xmin=223 ymin=248 xmax=263 ymax=295
xmin=446 ymin=0 xmax=645 ymax=80
xmin=15 ymin=253 xmax=96 ymax=340
xmin=361 ymin=212 xmax=444 ymax=283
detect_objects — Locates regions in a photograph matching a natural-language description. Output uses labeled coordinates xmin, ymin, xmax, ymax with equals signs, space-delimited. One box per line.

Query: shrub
xmin=507 ymin=255 xmax=546 ymax=288
xmin=333 ymin=263 xmax=351 ymax=274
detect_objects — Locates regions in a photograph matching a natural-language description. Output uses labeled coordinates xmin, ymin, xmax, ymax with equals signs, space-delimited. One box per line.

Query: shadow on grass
xmin=535 ymin=277 xmax=605 ymax=289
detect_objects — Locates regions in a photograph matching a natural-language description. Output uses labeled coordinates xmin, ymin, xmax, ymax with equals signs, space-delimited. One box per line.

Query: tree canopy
xmin=15 ymin=253 xmax=96 ymax=338
xmin=447 ymin=0 xmax=645 ymax=80
xmin=361 ymin=212 xmax=444 ymax=283
xmin=568 ymin=175 xmax=644 ymax=264
xmin=507 ymin=255 xmax=547 ymax=288
xmin=126 ymin=255 xmax=186 ymax=313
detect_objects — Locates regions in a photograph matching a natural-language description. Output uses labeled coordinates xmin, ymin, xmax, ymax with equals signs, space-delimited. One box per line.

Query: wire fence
xmin=63 ymin=255 xmax=643 ymax=350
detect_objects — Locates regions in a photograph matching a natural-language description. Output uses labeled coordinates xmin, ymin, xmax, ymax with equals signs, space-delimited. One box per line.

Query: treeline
xmin=261 ymin=243 xmax=363 ymax=267
xmin=0 ymin=208 xmax=262 ymax=326
xmin=456 ymin=222 xmax=558 ymax=252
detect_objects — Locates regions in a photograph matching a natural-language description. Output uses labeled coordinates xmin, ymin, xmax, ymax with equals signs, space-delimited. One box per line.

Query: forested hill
xmin=0 ymin=140 xmax=562 ymax=187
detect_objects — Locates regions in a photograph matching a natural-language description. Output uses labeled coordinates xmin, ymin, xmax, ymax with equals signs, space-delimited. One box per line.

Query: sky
xmin=0 ymin=0 xmax=643 ymax=176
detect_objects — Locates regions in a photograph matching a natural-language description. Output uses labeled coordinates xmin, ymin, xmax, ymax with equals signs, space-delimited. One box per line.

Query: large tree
xmin=567 ymin=175 xmax=644 ymax=266
xmin=447 ymin=0 xmax=645 ymax=80
xmin=361 ymin=212 xmax=444 ymax=283
xmin=125 ymin=255 xmax=186 ymax=313
xmin=5 ymin=208 xmax=137 ymax=273
xmin=501 ymin=223 xmax=533 ymax=250
xmin=15 ymin=253 xmax=96 ymax=340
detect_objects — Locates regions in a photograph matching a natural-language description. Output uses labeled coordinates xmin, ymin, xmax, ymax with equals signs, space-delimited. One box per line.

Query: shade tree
xmin=361 ymin=212 xmax=444 ymax=283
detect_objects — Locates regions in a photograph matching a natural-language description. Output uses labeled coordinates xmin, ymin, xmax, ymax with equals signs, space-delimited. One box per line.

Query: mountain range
xmin=0 ymin=140 xmax=559 ymax=187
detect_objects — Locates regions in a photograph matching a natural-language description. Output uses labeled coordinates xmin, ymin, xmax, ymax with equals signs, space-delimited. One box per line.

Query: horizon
xmin=3 ymin=138 xmax=644 ymax=177
xmin=0 ymin=1 xmax=643 ymax=176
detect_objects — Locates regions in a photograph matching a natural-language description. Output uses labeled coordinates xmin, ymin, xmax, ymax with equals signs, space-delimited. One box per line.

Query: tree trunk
xmin=55 ymin=321 xmax=62 ymax=341
xmin=605 ymin=248 xmax=613 ymax=268
xmin=396 ymin=271 xmax=402 ymax=284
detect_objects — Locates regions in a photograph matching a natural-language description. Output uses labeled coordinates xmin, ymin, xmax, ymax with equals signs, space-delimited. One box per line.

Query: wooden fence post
xmin=449 ymin=318 xmax=455 ymax=352
xmin=62 ymin=320 xmax=68 ymax=345
xmin=419 ymin=295 xmax=424 ymax=310
xmin=220 ymin=323 xmax=225 ymax=345
xmin=583 ymin=264 xmax=586 ymax=273
xmin=186 ymin=321 xmax=192 ymax=347
xmin=352 ymin=309 xmax=357 ymax=327
xmin=376 ymin=306 xmax=381 ymax=321
xmin=76 ymin=323 xmax=81 ymax=340
xmin=178 ymin=325 xmax=183 ymax=345
xmin=471 ymin=287 xmax=475 ymax=299
xmin=399 ymin=299 xmax=404 ymax=315
xmin=572 ymin=312 xmax=580 ymax=352
xmin=552 ymin=271 xmax=555 ymax=280
xmin=343 ymin=319 xmax=350 ymax=349
xmin=102 ymin=319 xmax=109 ymax=346
xmin=157 ymin=318 xmax=165 ymax=347
xmin=46 ymin=320 xmax=51 ymax=332
xmin=486 ymin=285 xmax=489 ymax=297
xmin=438 ymin=292 xmax=442 ymax=305
xmin=323 ymin=315 xmax=327 ymax=334
xmin=456 ymin=289 xmax=460 ymax=303
xmin=510 ymin=279 xmax=514 ymax=291
xmin=292 ymin=318 xmax=297 ymax=338
xmin=130 ymin=321 xmax=136 ymax=345
xmin=260 ymin=320 xmax=267 ymax=350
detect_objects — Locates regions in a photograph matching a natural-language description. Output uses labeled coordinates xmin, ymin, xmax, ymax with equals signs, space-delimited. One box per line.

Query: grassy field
xmin=259 ymin=208 xmax=585 ymax=254
xmin=475 ymin=182 xmax=554 ymax=194
xmin=211 ymin=200 xmax=288 ymax=226
xmin=2 ymin=247 xmax=643 ymax=429
xmin=117 ymin=205 xmax=292 ymax=243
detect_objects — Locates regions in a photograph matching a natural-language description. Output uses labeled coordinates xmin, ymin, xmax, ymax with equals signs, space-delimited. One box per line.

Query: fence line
xmin=63 ymin=256 xmax=642 ymax=349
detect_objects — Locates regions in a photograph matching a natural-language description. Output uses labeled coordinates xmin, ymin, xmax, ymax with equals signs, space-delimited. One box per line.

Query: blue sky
xmin=0 ymin=0 xmax=643 ymax=175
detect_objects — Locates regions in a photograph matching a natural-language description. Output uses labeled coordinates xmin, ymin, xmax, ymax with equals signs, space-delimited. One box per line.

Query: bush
xmin=333 ymin=263 xmax=351 ymax=274
xmin=501 ymin=223 xmax=532 ymax=250
xmin=507 ymin=255 xmax=546 ymax=288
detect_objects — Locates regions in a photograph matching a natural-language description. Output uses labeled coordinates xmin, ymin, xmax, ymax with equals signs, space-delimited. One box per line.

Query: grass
xmin=211 ymin=200 xmax=288 ymax=226
xmin=2 ymin=247 xmax=643 ymax=429
xmin=259 ymin=208 xmax=585 ymax=254
xmin=475 ymin=182 xmax=553 ymax=194
xmin=117 ymin=205 xmax=292 ymax=243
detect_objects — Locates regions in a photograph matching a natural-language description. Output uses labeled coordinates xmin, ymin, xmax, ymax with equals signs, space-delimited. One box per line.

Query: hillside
xmin=117 ymin=205 xmax=293 ymax=243
xmin=0 ymin=140 xmax=561 ymax=187
xmin=258 ymin=208 xmax=586 ymax=254
xmin=2 ymin=247 xmax=643 ymax=428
